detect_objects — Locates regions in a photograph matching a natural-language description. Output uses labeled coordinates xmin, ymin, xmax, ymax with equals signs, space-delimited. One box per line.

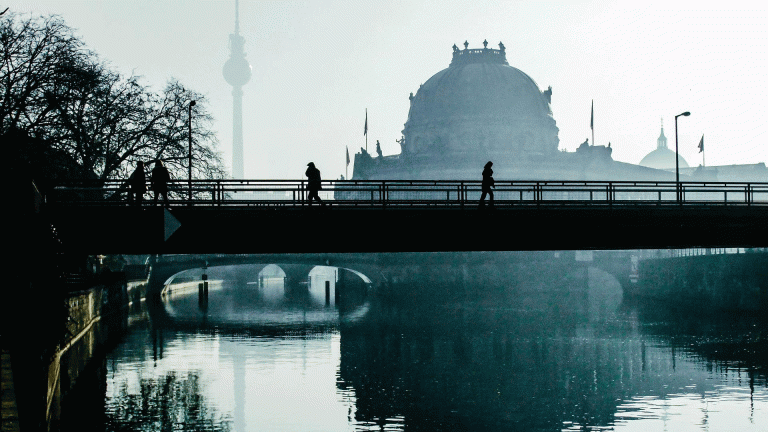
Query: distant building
xmin=682 ymin=163 xmax=768 ymax=183
xmin=352 ymin=41 xmax=673 ymax=182
xmin=639 ymin=119 xmax=689 ymax=170
xmin=351 ymin=42 xmax=765 ymax=184
xmin=639 ymin=120 xmax=767 ymax=183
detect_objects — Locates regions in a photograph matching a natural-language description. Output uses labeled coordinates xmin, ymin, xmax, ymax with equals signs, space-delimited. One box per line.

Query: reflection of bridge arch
xmin=147 ymin=252 xmax=635 ymax=308
xmin=148 ymin=255 xmax=386 ymax=301
xmin=149 ymin=256 xmax=378 ymax=304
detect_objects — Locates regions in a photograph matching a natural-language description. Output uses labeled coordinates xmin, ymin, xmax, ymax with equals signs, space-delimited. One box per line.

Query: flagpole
xmin=591 ymin=100 xmax=594 ymax=146
xmin=365 ymin=108 xmax=368 ymax=152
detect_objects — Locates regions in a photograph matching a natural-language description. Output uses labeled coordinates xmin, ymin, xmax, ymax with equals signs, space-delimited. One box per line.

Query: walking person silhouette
xmin=128 ymin=161 xmax=146 ymax=206
xmin=151 ymin=160 xmax=171 ymax=207
xmin=479 ymin=161 xmax=495 ymax=208
xmin=305 ymin=162 xmax=324 ymax=206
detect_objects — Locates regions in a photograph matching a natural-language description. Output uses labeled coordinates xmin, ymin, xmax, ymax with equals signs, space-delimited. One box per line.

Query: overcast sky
xmin=6 ymin=0 xmax=767 ymax=179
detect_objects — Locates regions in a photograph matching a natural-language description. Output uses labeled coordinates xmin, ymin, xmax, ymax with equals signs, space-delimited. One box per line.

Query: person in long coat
xmin=128 ymin=161 xmax=146 ymax=206
xmin=479 ymin=161 xmax=495 ymax=207
xmin=305 ymin=162 xmax=324 ymax=206
xmin=151 ymin=160 xmax=171 ymax=207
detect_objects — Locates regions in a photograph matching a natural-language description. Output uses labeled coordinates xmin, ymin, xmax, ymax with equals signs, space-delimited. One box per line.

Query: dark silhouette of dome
xmin=402 ymin=41 xmax=558 ymax=158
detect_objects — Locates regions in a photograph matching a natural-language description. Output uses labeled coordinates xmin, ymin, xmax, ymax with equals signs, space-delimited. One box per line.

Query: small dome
xmin=639 ymin=121 xmax=689 ymax=170
xmin=639 ymin=147 xmax=689 ymax=170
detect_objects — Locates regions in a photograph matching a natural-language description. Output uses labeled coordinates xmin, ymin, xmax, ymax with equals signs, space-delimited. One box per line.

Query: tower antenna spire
xmin=235 ymin=0 xmax=240 ymax=34
xmin=223 ymin=0 xmax=252 ymax=178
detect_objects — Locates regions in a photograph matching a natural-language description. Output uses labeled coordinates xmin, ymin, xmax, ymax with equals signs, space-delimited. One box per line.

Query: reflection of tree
xmin=105 ymin=371 xmax=231 ymax=432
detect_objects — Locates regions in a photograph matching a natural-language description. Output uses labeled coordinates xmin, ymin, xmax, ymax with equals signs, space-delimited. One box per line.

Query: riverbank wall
xmin=4 ymin=271 xmax=149 ymax=431
xmin=628 ymin=251 xmax=768 ymax=313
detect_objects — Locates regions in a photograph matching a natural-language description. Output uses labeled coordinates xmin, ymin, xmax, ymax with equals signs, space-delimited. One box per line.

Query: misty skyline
xmin=5 ymin=0 xmax=767 ymax=180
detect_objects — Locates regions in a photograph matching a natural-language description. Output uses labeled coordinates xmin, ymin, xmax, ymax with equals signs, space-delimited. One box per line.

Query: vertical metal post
xmin=674 ymin=111 xmax=690 ymax=203
xmin=188 ymin=100 xmax=196 ymax=204
xmin=746 ymin=184 xmax=750 ymax=205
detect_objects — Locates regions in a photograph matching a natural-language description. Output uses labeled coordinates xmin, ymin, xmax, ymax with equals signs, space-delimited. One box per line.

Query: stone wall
xmin=635 ymin=252 xmax=768 ymax=312
xmin=7 ymin=273 xmax=134 ymax=431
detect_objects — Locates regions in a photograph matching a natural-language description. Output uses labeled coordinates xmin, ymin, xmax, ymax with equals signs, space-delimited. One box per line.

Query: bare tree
xmin=3 ymin=11 xmax=226 ymax=184
xmin=1 ymin=13 xmax=90 ymax=137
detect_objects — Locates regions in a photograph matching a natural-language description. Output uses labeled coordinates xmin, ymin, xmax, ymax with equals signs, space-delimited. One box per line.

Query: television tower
xmin=222 ymin=0 xmax=251 ymax=178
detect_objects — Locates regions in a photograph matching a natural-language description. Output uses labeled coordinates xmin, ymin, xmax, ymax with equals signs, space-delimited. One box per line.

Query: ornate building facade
xmin=352 ymin=41 xmax=674 ymax=182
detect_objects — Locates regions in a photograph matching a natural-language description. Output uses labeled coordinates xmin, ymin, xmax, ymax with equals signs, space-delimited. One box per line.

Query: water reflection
xmin=86 ymin=263 xmax=767 ymax=431
xmin=337 ymin=300 xmax=767 ymax=431
xmin=105 ymin=370 xmax=231 ymax=432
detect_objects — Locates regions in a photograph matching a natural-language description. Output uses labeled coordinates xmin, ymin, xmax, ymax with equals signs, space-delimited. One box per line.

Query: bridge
xmin=45 ymin=179 xmax=767 ymax=253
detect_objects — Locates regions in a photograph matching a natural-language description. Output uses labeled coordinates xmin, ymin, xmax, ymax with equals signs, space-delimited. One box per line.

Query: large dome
xmin=402 ymin=41 xmax=559 ymax=159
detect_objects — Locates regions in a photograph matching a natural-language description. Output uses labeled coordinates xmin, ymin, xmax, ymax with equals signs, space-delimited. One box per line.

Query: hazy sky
xmin=6 ymin=0 xmax=767 ymax=179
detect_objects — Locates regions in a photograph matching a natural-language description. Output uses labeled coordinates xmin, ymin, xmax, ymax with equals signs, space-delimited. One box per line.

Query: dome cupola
xmin=639 ymin=118 xmax=689 ymax=169
xmin=401 ymin=41 xmax=559 ymax=160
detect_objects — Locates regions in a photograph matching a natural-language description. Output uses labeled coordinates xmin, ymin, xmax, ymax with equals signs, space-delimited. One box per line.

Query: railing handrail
xmin=46 ymin=178 xmax=768 ymax=207
xmin=50 ymin=178 xmax=768 ymax=186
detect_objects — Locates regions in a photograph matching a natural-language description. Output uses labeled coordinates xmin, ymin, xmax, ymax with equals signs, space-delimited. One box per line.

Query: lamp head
xmin=682 ymin=111 xmax=690 ymax=116
xmin=190 ymin=100 xmax=196 ymax=107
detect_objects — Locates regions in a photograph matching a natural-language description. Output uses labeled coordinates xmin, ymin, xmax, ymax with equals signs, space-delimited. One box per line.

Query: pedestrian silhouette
xmin=128 ymin=161 xmax=146 ymax=206
xmin=151 ymin=160 xmax=171 ymax=207
xmin=305 ymin=162 xmax=324 ymax=206
xmin=479 ymin=161 xmax=495 ymax=208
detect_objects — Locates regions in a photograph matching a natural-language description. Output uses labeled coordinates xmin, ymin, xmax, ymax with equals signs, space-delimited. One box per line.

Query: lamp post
xmin=674 ymin=111 xmax=690 ymax=202
xmin=188 ymin=100 xmax=196 ymax=203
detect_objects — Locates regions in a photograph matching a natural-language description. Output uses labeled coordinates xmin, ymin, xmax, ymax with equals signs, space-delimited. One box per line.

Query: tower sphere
xmin=223 ymin=55 xmax=252 ymax=87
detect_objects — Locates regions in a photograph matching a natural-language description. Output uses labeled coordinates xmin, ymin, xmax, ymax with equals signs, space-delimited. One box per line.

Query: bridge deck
xmin=43 ymin=179 xmax=768 ymax=253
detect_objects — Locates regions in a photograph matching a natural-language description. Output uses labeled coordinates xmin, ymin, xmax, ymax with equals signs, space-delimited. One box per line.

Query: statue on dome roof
xmin=543 ymin=86 xmax=552 ymax=104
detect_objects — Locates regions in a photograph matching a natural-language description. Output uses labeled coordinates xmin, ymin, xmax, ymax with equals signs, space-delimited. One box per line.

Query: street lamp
xmin=188 ymin=100 xmax=196 ymax=203
xmin=674 ymin=111 xmax=690 ymax=202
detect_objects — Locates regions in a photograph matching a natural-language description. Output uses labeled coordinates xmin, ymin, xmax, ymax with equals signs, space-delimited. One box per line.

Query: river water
xmin=70 ymin=262 xmax=767 ymax=431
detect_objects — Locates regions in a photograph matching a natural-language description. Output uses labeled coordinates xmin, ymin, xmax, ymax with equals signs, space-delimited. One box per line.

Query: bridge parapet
xmin=47 ymin=179 xmax=768 ymax=208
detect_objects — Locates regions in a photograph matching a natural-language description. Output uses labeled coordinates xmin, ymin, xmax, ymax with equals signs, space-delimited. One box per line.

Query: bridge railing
xmin=47 ymin=179 xmax=768 ymax=207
